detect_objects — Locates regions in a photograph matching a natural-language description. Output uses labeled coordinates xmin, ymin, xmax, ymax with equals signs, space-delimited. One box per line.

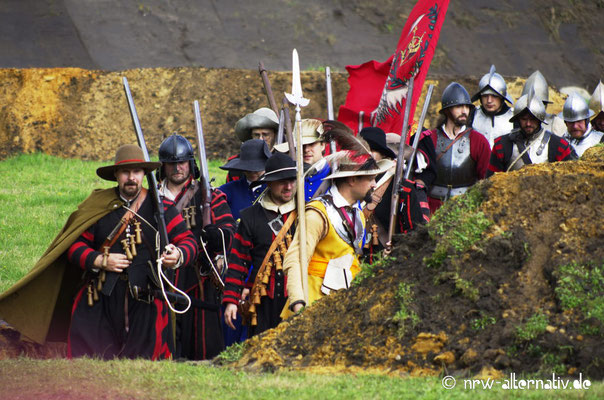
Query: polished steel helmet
xmin=521 ymin=70 xmax=551 ymax=104
xmin=589 ymin=81 xmax=604 ymax=115
xmin=558 ymin=93 xmax=595 ymax=122
xmin=471 ymin=65 xmax=513 ymax=104
xmin=440 ymin=82 xmax=475 ymax=113
xmin=510 ymin=87 xmax=547 ymax=123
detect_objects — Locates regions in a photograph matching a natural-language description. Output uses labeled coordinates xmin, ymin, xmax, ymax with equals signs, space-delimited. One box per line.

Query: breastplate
xmin=434 ymin=129 xmax=477 ymax=188
xmin=473 ymin=108 xmax=514 ymax=148
xmin=566 ymin=128 xmax=604 ymax=157
xmin=509 ymin=129 xmax=550 ymax=171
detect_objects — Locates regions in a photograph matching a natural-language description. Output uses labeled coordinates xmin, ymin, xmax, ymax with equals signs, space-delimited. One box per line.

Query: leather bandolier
xmin=507 ymin=128 xmax=551 ymax=172
xmin=430 ymin=128 xmax=478 ymax=200
xmin=87 ymin=192 xmax=162 ymax=306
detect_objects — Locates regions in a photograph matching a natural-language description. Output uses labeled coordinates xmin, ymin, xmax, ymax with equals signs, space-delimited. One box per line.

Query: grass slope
xmin=0 ymin=153 xmax=226 ymax=293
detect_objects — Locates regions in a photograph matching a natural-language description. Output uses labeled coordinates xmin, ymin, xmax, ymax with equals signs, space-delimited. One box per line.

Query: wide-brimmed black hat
xmin=220 ymin=139 xmax=272 ymax=172
xmin=360 ymin=127 xmax=396 ymax=159
xmin=250 ymin=152 xmax=297 ymax=187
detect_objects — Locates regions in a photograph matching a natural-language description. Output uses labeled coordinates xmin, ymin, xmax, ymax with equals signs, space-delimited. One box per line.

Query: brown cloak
xmin=0 ymin=188 xmax=123 ymax=344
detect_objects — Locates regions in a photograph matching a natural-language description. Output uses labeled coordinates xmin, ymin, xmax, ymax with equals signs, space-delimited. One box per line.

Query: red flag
xmin=338 ymin=0 xmax=450 ymax=139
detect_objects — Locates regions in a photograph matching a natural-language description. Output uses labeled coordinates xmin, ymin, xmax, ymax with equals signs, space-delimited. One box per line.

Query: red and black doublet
xmin=165 ymin=178 xmax=236 ymax=360
xmin=67 ymin=188 xmax=197 ymax=360
xmin=487 ymin=130 xmax=577 ymax=177
xmin=223 ymin=201 xmax=295 ymax=337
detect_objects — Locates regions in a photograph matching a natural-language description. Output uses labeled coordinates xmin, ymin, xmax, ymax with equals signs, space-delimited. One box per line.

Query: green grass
xmin=424 ymin=186 xmax=492 ymax=269
xmin=516 ymin=313 xmax=549 ymax=343
xmin=1 ymin=358 xmax=603 ymax=399
xmin=0 ymin=153 xmax=227 ymax=293
xmin=393 ymin=282 xmax=420 ymax=338
xmin=553 ymin=261 xmax=604 ymax=336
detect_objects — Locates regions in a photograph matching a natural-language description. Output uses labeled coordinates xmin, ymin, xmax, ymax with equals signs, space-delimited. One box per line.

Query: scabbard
xmin=100 ymin=271 xmax=120 ymax=297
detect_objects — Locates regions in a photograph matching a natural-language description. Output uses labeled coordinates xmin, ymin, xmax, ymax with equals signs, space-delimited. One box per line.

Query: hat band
xmin=116 ymin=158 xmax=145 ymax=165
xmin=264 ymin=166 xmax=297 ymax=177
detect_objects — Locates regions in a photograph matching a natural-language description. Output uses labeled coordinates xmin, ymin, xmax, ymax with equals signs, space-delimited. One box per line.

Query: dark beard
xmin=168 ymin=172 xmax=189 ymax=186
xmin=363 ymin=189 xmax=374 ymax=204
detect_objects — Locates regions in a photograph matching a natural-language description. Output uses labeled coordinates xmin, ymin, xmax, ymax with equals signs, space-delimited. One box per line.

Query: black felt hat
xmin=359 ymin=127 xmax=397 ymax=159
xmin=219 ymin=139 xmax=272 ymax=172
xmin=250 ymin=152 xmax=297 ymax=187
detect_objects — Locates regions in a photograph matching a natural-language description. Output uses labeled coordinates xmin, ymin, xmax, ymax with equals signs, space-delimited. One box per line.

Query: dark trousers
xmin=68 ymin=279 xmax=171 ymax=360
xmin=248 ymin=275 xmax=287 ymax=338
xmin=175 ymin=277 xmax=225 ymax=360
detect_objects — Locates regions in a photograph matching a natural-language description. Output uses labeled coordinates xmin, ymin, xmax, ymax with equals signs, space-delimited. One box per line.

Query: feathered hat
xmin=319 ymin=120 xmax=393 ymax=180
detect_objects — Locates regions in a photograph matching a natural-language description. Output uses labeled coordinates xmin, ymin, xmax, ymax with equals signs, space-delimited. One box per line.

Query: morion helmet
xmin=471 ymin=65 xmax=513 ymax=104
xmin=521 ymin=70 xmax=551 ymax=105
xmin=589 ymin=81 xmax=604 ymax=116
xmin=510 ymin=87 xmax=547 ymax=123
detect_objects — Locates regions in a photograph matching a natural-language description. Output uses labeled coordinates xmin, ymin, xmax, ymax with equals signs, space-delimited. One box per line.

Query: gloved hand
xmin=201 ymin=224 xmax=223 ymax=253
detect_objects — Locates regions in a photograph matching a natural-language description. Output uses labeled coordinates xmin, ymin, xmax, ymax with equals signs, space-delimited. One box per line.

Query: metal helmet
xmin=510 ymin=86 xmax=547 ymax=123
xmin=589 ymin=81 xmax=604 ymax=115
xmin=558 ymin=92 xmax=595 ymax=122
xmin=440 ymin=82 xmax=475 ymax=113
xmin=471 ymin=65 xmax=513 ymax=104
xmin=157 ymin=133 xmax=200 ymax=180
xmin=521 ymin=70 xmax=551 ymax=104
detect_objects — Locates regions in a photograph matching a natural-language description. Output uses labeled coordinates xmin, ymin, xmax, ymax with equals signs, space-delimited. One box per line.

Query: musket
xmin=122 ymin=77 xmax=169 ymax=251
xmin=325 ymin=67 xmax=337 ymax=155
xmin=385 ymin=77 xmax=414 ymax=253
xmin=258 ymin=61 xmax=280 ymax=117
xmin=285 ymin=49 xmax=310 ymax=304
xmin=193 ymin=100 xmax=225 ymax=290
xmin=282 ymin=97 xmax=296 ymax=159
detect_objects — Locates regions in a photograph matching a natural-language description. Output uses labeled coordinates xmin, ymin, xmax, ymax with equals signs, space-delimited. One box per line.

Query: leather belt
xmin=429 ymin=184 xmax=470 ymax=200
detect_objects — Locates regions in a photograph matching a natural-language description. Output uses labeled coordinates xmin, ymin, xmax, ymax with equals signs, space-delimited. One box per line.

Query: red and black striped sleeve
xmin=223 ymin=220 xmax=254 ymax=305
xmin=163 ymin=201 xmax=198 ymax=267
xmin=67 ymin=228 xmax=100 ymax=270
xmin=210 ymin=188 xmax=236 ymax=254
xmin=486 ymin=136 xmax=506 ymax=178
xmin=469 ymin=130 xmax=492 ymax=179
xmin=554 ymin=137 xmax=577 ymax=161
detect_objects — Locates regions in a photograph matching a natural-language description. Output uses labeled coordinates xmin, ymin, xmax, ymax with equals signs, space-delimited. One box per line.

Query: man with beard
xmin=470 ymin=65 xmax=515 ymax=148
xmin=223 ymin=153 xmax=298 ymax=336
xmin=427 ymin=82 xmax=491 ymax=213
xmin=283 ymin=124 xmax=392 ymax=314
xmin=225 ymin=108 xmax=279 ymax=183
xmin=558 ymin=93 xmax=603 ymax=158
xmin=487 ymin=89 xmax=577 ymax=176
xmin=589 ymin=81 xmax=604 ymax=133
xmin=67 ymin=145 xmax=198 ymax=359
xmin=520 ymin=70 xmax=566 ymax=136
xmin=274 ymin=118 xmax=331 ymax=201
xmin=157 ymin=134 xmax=236 ymax=360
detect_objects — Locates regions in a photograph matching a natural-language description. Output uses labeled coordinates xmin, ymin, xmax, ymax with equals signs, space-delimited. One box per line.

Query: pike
xmin=284 ymin=48 xmax=310 ymax=303
xmin=258 ymin=61 xmax=280 ymax=117
xmin=193 ymin=100 xmax=225 ymax=291
xmin=325 ymin=67 xmax=337 ymax=156
xmin=405 ymin=85 xmax=434 ymax=180
xmin=385 ymin=76 xmax=414 ymax=253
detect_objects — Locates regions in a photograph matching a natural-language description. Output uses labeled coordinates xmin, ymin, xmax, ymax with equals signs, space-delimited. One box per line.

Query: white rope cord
xmin=123 ymin=205 xmax=192 ymax=314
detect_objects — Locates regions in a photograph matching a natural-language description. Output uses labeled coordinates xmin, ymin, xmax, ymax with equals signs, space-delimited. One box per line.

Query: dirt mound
xmin=231 ymin=146 xmax=604 ymax=379
xmin=0 ymin=67 xmax=568 ymax=163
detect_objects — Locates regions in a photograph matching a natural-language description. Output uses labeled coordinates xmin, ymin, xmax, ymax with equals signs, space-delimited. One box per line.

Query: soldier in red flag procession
xmin=426 ymin=82 xmax=491 ymax=213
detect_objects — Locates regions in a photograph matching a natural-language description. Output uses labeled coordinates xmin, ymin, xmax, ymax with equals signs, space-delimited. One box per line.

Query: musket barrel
xmin=259 ymin=61 xmax=280 ymax=117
